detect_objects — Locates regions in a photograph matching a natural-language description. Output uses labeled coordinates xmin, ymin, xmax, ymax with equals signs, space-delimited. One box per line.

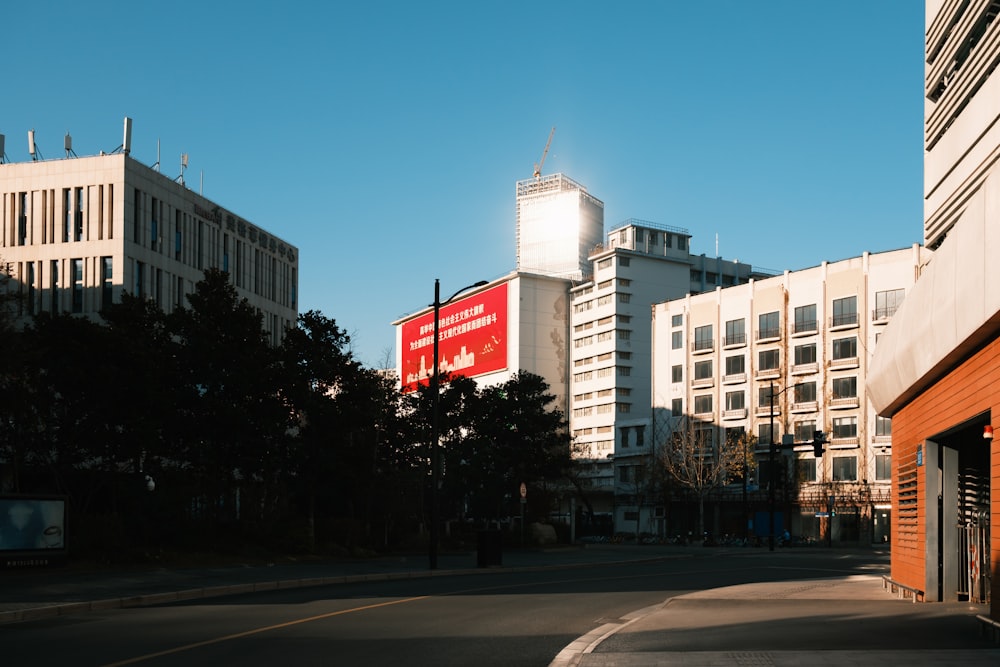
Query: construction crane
xmin=533 ymin=126 xmax=555 ymax=180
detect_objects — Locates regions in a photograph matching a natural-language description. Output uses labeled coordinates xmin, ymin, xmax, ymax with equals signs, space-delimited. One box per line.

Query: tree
xmin=659 ymin=417 xmax=749 ymax=538
xmin=442 ymin=372 xmax=571 ymax=523
xmin=167 ymin=268 xmax=287 ymax=530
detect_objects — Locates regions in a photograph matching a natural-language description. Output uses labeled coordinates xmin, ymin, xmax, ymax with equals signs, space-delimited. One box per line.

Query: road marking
xmin=98 ymin=596 xmax=429 ymax=666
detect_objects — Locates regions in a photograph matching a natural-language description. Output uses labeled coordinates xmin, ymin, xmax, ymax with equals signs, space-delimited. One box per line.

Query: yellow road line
xmin=100 ymin=596 xmax=429 ymax=666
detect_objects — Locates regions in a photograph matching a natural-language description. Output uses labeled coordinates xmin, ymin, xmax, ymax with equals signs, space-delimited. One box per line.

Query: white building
xmin=0 ymin=122 xmax=298 ymax=342
xmin=516 ymin=173 xmax=604 ymax=280
xmin=652 ymin=246 xmax=930 ymax=543
xmin=395 ymin=270 xmax=574 ymax=413
xmin=569 ymin=219 xmax=768 ymax=528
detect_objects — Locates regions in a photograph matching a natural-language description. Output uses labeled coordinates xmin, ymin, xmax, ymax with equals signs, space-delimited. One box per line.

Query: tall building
xmin=515 ymin=173 xmax=604 ymax=280
xmin=652 ymin=247 xmax=928 ymax=544
xmin=569 ymin=219 xmax=769 ymax=528
xmin=868 ymin=0 xmax=999 ymax=613
xmin=0 ymin=122 xmax=298 ymax=342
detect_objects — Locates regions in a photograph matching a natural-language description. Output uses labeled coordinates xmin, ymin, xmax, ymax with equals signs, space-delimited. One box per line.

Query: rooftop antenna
xmin=65 ymin=132 xmax=77 ymax=158
xmin=200 ymin=170 xmax=204 ymax=196
xmin=0 ymin=134 xmax=7 ymax=164
xmin=122 ymin=117 xmax=132 ymax=156
xmin=176 ymin=153 xmax=188 ymax=185
xmin=533 ymin=126 xmax=555 ymax=180
xmin=28 ymin=129 xmax=41 ymax=161
xmin=152 ymin=138 xmax=160 ymax=172
xmin=715 ymin=233 xmax=719 ymax=257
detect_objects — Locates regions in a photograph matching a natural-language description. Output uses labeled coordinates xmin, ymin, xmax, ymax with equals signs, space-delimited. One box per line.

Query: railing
xmin=723 ymin=333 xmax=746 ymax=347
xmin=692 ymin=339 xmax=714 ymax=353
xmin=793 ymin=320 xmax=817 ymax=334
xmin=757 ymin=328 xmax=781 ymax=341
xmin=830 ymin=313 xmax=858 ymax=328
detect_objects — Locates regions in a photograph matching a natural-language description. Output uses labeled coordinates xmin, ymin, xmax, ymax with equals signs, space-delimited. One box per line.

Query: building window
xmin=794 ymin=382 xmax=816 ymax=403
xmin=672 ymin=331 xmax=683 ymax=350
xmin=725 ymin=318 xmax=745 ymax=346
xmin=617 ymin=329 xmax=631 ymax=340
xmin=672 ymin=365 xmax=683 ymax=383
xmin=725 ymin=355 xmax=745 ymax=375
xmin=635 ymin=425 xmax=645 ymax=447
xmin=832 ymin=296 xmax=858 ymax=327
xmin=832 ymin=376 xmax=857 ymax=399
xmin=875 ymin=415 xmax=892 ymax=437
xmin=50 ymin=260 xmax=59 ymax=313
xmin=617 ymin=351 xmax=632 ymax=360
xmin=597 ymin=257 xmax=612 ymax=270
xmin=598 ymin=279 xmax=612 ymax=290
xmin=832 ymin=336 xmax=857 ymax=360
xmin=619 ymin=257 xmax=630 ymax=267
xmin=617 ymin=366 xmax=631 ymax=377
xmin=758 ymin=311 xmax=780 ymax=339
xmin=758 ymin=385 xmax=775 ymax=407
xmin=833 ymin=456 xmax=858 ymax=481
xmin=617 ymin=403 xmax=631 ymax=413
xmin=726 ymin=391 xmax=745 ymax=410
xmin=794 ymin=304 xmax=817 ymax=333
xmin=794 ymin=420 xmax=816 ymax=442
xmin=620 ymin=427 xmax=630 ymax=448
xmin=71 ymin=258 xmax=84 ymax=313
xmin=671 ymin=314 xmax=683 ymax=327
xmin=758 ymin=348 xmax=779 ymax=370
xmin=74 ymin=188 xmax=84 ymax=241
xmin=135 ymin=260 xmax=145 ymax=298
xmin=798 ymin=458 xmax=817 ymax=482
xmin=64 ymin=188 xmax=72 ymax=242
xmin=694 ymin=360 xmax=713 ymax=380
xmin=875 ymin=454 xmax=892 ymax=480
xmin=618 ymin=278 xmax=631 ymax=287
xmin=758 ymin=423 xmax=776 ymax=445
xmin=101 ymin=257 xmax=113 ymax=310
xmin=694 ymin=394 xmax=713 ymax=414
xmin=694 ymin=324 xmax=713 ymax=351
xmin=875 ymin=289 xmax=905 ymax=320
xmin=794 ymin=343 xmax=816 ymax=365
xmin=832 ymin=416 xmax=858 ymax=439
xmin=671 ymin=398 xmax=683 ymax=415
xmin=618 ymin=292 xmax=631 ymax=304
xmin=677 ymin=236 xmax=687 ymax=251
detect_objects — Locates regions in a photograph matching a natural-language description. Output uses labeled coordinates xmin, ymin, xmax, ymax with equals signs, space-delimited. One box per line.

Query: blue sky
xmin=7 ymin=1 xmax=925 ymax=367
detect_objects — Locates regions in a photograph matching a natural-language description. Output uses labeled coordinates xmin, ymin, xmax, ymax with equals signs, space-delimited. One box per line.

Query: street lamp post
xmin=429 ymin=278 xmax=488 ymax=570
xmin=767 ymin=380 xmax=808 ymax=552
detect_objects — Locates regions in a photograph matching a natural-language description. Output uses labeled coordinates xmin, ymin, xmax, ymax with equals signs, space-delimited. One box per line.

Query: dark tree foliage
xmin=0 ymin=269 xmax=575 ymax=561
xmin=167 ymin=269 xmax=289 ymax=529
xmin=438 ymin=372 xmax=571 ymax=522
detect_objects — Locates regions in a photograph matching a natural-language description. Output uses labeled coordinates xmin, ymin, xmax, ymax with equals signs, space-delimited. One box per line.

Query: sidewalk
xmin=553 ymin=570 xmax=1000 ymax=667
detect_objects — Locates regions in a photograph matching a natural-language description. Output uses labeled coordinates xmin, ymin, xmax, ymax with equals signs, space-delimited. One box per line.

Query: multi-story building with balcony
xmin=652 ymin=246 xmax=929 ymax=544
xmin=569 ymin=219 xmax=769 ymax=530
xmin=0 ymin=121 xmax=298 ymax=342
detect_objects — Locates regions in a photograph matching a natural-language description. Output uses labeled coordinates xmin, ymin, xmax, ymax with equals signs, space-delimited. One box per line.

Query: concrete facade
xmin=0 ymin=150 xmax=298 ymax=343
xmin=654 ymin=247 xmax=929 ymax=544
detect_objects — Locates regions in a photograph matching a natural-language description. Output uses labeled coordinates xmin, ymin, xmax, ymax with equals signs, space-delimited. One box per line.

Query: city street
xmin=2 ymin=549 xmax=995 ymax=666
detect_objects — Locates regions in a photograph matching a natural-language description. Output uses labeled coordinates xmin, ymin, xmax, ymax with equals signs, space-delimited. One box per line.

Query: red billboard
xmin=401 ymin=282 xmax=508 ymax=392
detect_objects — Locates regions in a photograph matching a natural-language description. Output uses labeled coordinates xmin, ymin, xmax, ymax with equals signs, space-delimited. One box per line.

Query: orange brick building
xmin=868 ymin=0 xmax=999 ymax=620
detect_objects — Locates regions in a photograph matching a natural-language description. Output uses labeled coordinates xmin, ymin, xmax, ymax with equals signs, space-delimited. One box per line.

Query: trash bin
xmin=477 ymin=529 xmax=503 ymax=568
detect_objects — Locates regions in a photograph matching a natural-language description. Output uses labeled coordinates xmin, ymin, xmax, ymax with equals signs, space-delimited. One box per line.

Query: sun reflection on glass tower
xmin=515 ymin=173 xmax=604 ymax=280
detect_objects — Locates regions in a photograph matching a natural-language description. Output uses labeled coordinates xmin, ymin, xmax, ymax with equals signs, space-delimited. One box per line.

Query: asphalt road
xmin=0 ymin=550 xmax=983 ymax=667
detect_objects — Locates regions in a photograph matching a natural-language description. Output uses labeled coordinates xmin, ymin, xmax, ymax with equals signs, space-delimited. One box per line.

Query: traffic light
xmin=812 ymin=431 xmax=828 ymax=457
